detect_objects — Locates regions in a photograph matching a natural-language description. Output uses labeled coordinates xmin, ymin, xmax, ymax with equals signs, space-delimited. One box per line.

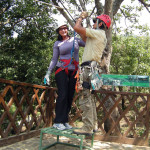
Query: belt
xmin=81 ymin=61 xmax=92 ymax=67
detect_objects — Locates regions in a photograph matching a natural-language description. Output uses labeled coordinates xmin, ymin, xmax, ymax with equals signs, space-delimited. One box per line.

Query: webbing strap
xmin=55 ymin=59 xmax=79 ymax=75
xmin=55 ymin=31 xmax=77 ymax=75
xmin=64 ymin=31 xmax=76 ymax=68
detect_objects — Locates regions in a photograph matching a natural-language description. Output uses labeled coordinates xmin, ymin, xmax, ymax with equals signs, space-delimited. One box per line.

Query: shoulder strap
xmin=63 ymin=31 xmax=76 ymax=68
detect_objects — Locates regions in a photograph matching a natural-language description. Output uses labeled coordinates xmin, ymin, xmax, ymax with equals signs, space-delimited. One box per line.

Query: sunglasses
xmin=59 ymin=27 xmax=68 ymax=31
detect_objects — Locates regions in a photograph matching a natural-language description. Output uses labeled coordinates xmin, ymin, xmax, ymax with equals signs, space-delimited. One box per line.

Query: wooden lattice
xmin=0 ymin=79 xmax=57 ymax=146
xmin=71 ymin=90 xmax=150 ymax=146
xmin=0 ymin=78 xmax=150 ymax=147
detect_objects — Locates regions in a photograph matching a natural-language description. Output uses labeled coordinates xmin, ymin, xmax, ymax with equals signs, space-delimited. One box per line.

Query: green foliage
xmin=1 ymin=0 xmax=150 ymax=87
xmin=114 ymin=1 xmax=150 ymax=36
xmin=110 ymin=34 xmax=150 ymax=77
xmin=0 ymin=0 xmax=57 ymax=84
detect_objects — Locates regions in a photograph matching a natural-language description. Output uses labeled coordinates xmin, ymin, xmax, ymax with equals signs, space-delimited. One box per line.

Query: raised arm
xmin=74 ymin=12 xmax=88 ymax=42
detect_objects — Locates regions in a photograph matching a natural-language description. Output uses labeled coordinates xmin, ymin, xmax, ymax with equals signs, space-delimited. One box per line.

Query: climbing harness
xmin=91 ymin=70 xmax=103 ymax=90
xmin=55 ymin=31 xmax=78 ymax=76
xmin=74 ymin=70 xmax=80 ymax=93
xmin=55 ymin=58 xmax=79 ymax=75
xmin=90 ymin=61 xmax=103 ymax=90
xmin=79 ymin=61 xmax=103 ymax=91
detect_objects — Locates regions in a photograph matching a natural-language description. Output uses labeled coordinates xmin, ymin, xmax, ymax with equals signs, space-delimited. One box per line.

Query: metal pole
xmin=35 ymin=0 xmax=64 ymax=10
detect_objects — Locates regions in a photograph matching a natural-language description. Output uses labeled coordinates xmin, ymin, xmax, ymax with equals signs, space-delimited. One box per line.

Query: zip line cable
xmin=35 ymin=0 xmax=79 ymax=23
xmin=59 ymin=0 xmax=76 ymax=22
xmin=34 ymin=0 xmax=91 ymax=34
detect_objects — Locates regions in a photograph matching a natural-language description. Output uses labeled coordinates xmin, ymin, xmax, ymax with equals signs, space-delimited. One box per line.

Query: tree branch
xmin=102 ymin=0 xmax=114 ymax=73
xmin=89 ymin=6 xmax=96 ymax=17
xmin=113 ymin=0 xmax=124 ymax=16
xmin=59 ymin=0 xmax=75 ymax=22
xmin=0 ymin=17 xmax=28 ymax=31
xmin=79 ymin=0 xmax=86 ymax=11
xmin=0 ymin=2 xmax=11 ymax=17
xmin=138 ymin=0 xmax=150 ymax=13
xmin=95 ymin=0 xmax=103 ymax=15
xmin=52 ymin=0 xmax=75 ymax=28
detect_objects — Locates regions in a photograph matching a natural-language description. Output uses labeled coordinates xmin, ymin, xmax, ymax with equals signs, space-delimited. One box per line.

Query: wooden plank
xmin=0 ymin=78 xmax=55 ymax=90
xmin=95 ymin=90 xmax=150 ymax=96
xmin=94 ymin=134 xmax=149 ymax=146
xmin=145 ymin=96 xmax=150 ymax=139
xmin=0 ymin=129 xmax=41 ymax=147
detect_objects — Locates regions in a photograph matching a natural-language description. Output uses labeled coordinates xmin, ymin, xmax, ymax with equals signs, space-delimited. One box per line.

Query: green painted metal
xmin=101 ymin=74 xmax=150 ymax=87
xmin=39 ymin=127 xmax=94 ymax=150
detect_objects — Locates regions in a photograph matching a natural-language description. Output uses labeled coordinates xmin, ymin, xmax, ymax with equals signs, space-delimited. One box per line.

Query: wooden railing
xmin=0 ymin=78 xmax=57 ymax=147
xmin=0 ymin=78 xmax=150 ymax=147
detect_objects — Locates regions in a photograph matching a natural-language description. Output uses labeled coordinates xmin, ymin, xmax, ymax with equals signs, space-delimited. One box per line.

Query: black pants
xmin=54 ymin=68 xmax=77 ymax=123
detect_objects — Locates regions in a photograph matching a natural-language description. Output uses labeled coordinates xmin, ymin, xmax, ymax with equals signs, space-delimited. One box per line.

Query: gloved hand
xmin=79 ymin=11 xmax=88 ymax=19
xmin=44 ymin=70 xmax=51 ymax=85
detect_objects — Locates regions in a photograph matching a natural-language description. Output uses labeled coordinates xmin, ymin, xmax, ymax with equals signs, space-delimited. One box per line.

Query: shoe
xmin=93 ymin=128 xmax=100 ymax=133
xmin=64 ymin=123 xmax=72 ymax=129
xmin=73 ymin=129 xmax=93 ymax=136
xmin=53 ymin=123 xmax=66 ymax=130
xmin=93 ymin=129 xmax=97 ymax=133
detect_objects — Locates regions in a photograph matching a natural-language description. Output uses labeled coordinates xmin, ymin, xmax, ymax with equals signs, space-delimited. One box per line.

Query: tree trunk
xmin=101 ymin=0 xmax=121 ymax=134
xmin=53 ymin=0 xmax=124 ymax=135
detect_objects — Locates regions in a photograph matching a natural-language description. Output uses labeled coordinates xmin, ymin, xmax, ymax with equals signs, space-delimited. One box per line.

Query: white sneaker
xmin=53 ymin=123 xmax=66 ymax=130
xmin=64 ymin=123 xmax=72 ymax=129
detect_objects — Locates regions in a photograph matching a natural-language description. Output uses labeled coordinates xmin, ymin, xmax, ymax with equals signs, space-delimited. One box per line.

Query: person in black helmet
xmin=73 ymin=12 xmax=111 ymax=135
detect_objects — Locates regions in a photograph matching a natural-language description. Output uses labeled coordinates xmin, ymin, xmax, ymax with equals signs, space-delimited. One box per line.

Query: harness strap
xmin=72 ymin=59 xmax=79 ymax=75
xmin=55 ymin=32 xmax=77 ymax=76
xmin=81 ymin=61 xmax=92 ymax=67
xmin=55 ymin=59 xmax=79 ymax=75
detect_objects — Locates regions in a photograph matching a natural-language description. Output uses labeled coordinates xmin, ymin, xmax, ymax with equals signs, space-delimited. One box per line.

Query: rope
xmin=63 ymin=31 xmax=76 ymax=69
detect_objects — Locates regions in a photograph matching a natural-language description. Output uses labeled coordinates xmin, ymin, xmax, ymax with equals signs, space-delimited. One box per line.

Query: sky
xmin=122 ymin=0 xmax=149 ymax=25
xmin=53 ymin=0 xmax=150 ymax=35
xmin=117 ymin=0 xmax=150 ymax=35
xmin=13 ymin=0 xmax=150 ymax=38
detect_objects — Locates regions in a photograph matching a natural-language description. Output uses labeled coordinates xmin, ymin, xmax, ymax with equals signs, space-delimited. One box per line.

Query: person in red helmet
xmin=73 ymin=12 xmax=111 ymax=135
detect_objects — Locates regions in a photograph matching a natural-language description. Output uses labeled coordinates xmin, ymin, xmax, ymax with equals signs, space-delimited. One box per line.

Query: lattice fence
xmin=70 ymin=90 xmax=150 ymax=146
xmin=0 ymin=78 xmax=150 ymax=147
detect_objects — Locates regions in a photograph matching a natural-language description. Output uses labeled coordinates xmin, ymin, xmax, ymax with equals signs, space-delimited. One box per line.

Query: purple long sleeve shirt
xmin=48 ymin=37 xmax=85 ymax=72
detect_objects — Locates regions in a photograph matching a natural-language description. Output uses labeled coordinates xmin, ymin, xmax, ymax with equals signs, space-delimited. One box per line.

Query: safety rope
xmin=63 ymin=31 xmax=76 ymax=69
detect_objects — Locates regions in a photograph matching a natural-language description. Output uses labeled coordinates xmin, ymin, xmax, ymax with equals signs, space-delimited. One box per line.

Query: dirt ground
xmin=0 ymin=134 xmax=150 ymax=150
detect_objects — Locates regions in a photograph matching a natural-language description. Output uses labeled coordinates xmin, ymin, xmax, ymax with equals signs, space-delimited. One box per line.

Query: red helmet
xmin=96 ymin=14 xmax=111 ymax=29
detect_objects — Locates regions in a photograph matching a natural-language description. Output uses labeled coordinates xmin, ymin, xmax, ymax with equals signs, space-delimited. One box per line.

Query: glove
xmin=79 ymin=11 xmax=88 ymax=19
xmin=44 ymin=70 xmax=51 ymax=85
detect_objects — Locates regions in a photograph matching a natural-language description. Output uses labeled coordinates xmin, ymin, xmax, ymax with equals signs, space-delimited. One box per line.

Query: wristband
xmin=46 ymin=70 xmax=51 ymax=76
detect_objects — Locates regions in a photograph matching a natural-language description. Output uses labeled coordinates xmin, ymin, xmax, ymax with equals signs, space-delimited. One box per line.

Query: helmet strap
xmin=96 ymin=19 xmax=99 ymax=29
xmin=103 ymin=22 xmax=107 ymax=30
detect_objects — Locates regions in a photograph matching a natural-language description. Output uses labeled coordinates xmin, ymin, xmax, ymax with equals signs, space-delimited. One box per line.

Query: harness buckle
xmin=60 ymin=67 xmax=65 ymax=70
